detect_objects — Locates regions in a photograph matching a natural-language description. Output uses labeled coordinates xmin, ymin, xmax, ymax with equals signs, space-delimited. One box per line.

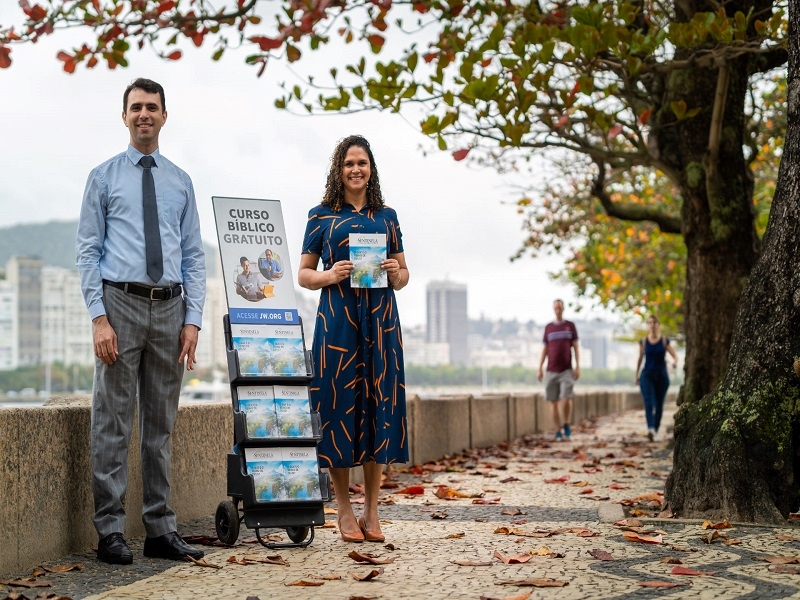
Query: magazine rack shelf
xmin=216 ymin=314 xmax=330 ymax=550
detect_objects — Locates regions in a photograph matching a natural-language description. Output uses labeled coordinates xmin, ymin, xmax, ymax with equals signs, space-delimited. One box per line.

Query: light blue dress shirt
xmin=76 ymin=145 xmax=206 ymax=328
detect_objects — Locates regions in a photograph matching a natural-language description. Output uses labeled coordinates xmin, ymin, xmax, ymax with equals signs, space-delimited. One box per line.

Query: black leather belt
xmin=103 ymin=280 xmax=183 ymax=301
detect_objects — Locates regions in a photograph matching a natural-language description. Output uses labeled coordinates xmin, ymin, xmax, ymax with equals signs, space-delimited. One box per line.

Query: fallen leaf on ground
xmin=493 ymin=550 xmax=533 ymax=564
xmin=37 ymin=564 xmax=83 ymax=574
xmin=285 ymin=579 xmax=325 ymax=586
xmin=307 ymin=574 xmax=342 ymax=580
xmin=528 ymin=546 xmax=563 ymax=558
xmin=185 ymin=556 xmax=222 ymax=569
xmin=588 ymin=549 xmax=614 ymax=561
xmin=544 ymin=475 xmax=570 ymax=483
xmin=182 ymin=535 xmax=236 ymax=547
xmin=324 ymin=507 xmax=337 ymax=514
xmin=764 ymin=556 xmax=800 ymax=564
xmin=349 ymin=568 xmax=384 ymax=581
xmin=769 ymin=564 xmax=800 ymax=574
xmin=579 ymin=488 xmax=594 ymax=495
xmin=451 ymin=559 xmax=493 ymax=566
xmin=609 ymin=482 xmax=630 ymax=490
xmin=701 ymin=531 xmax=728 ymax=544
xmin=777 ymin=535 xmax=800 ymax=542
xmin=0 ymin=579 xmax=53 ymax=589
xmin=671 ymin=565 xmax=717 ymax=576
xmin=479 ymin=592 xmax=532 ymax=600
xmin=701 ymin=519 xmax=732 ymax=530
xmin=724 ymin=538 xmax=742 ymax=545
xmin=226 ymin=555 xmax=288 ymax=566
xmin=349 ymin=596 xmax=379 ymax=600
xmin=637 ymin=581 xmax=687 ymax=588
xmin=496 ymin=578 xmax=568 ymax=588
xmin=434 ymin=486 xmax=477 ymax=500
xmin=444 ymin=532 xmax=465 ymax=539
xmin=431 ymin=511 xmax=448 ymax=519
xmin=623 ymin=531 xmax=663 ymax=545
xmin=501 ymin=508 xmax=525 ymax=516
xmin=660 ymin=557 xmax=683 ymax=564
xmin=473 ymin=498 xmax=501 ymax=504
xmin=569 ymin=481 xmax=590 ymax=487
xmin=395 ymin=486 xmax=425 ymax=495
xmin=347 ymin=551 xmax=396 ymax=565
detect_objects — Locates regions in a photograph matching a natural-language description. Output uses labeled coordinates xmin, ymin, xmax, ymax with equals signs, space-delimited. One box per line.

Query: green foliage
xmin=0 ymin=363 xmax=94 ymax=395
xmin=405 ymin=364 xmax=649 ymax=388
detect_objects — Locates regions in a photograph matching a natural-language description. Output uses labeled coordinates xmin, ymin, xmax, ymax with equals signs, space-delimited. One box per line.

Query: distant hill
xmin=0 ymin=220 xmax=218 ymax=276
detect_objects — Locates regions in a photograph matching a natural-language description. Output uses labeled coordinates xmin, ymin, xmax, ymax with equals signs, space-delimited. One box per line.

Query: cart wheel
xmin=215 ymin=500 xmax=240 ymax=545
xmin=286 ymin=526 xmax=310 ymax=544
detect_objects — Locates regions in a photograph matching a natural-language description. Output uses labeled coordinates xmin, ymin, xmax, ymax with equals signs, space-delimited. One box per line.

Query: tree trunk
xmin=658 ymin=53 xmax=759 ymax=405
xmin=665 ymin=1 xmax=800 ymax=522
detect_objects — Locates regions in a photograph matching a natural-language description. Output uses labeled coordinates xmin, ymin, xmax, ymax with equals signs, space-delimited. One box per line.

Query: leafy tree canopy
xmin=0 ymin=0 xmax=788 ymax=335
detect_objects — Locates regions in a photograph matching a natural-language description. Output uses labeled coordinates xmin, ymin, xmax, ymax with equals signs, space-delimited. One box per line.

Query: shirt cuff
xmin=185 ymin=310 xmax=203 ymax=329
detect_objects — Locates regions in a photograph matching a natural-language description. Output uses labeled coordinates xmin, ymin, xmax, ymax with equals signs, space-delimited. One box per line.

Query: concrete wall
xmin=0 ymin=388 xmax=669 ymax=575
xmin=0 ymin=400 xmax=231 ymax=575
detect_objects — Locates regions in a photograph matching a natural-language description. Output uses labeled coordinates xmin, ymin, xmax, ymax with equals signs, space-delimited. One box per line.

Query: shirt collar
xmin=126 ymin=145 xmax=162 ymax=167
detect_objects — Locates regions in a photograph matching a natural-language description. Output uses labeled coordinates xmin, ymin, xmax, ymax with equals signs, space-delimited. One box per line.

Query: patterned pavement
xmin=3 ymin=401 xmax=800 ymax=600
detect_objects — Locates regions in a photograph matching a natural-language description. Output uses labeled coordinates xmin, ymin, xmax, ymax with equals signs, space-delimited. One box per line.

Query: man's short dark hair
xmin=123 ymin=78 xmax=166 ymax=113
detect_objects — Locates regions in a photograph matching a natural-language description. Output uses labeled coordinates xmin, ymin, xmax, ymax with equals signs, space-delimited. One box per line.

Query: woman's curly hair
xmin=322 ymin=135 xmax=385 ymax=212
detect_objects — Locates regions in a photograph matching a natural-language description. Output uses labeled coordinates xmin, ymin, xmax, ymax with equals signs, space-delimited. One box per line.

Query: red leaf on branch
xmin=57 ymin=51 xmax=77 ymax=73
xmin=367 ymin=34 xmax=385 ymax=48
xmin=29 ymin=5 xmax=47 ymax=21
xmin=638 ymin=108 xmax=652 ymax=124
xmin=157 ymin=0 xmax=176 ymax=14
xmin=166 ymin=50 xmax=182 ymax=60
xmin=0 ymin=46 xmax=11 ymax=69
xmin=423 ymin=52 xmax=438 ymax=63
xmin=413 ymin=2 xmax=429 ymax=12
xmin=452 ymin=149 xmax=470 ymax=161
xmin=250 ymin=36 xmax=283 ymax=51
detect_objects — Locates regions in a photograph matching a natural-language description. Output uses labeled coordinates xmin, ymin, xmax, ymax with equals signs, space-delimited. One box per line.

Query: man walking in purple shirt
xmin=537 ymin=299 xmax=580 ymax=440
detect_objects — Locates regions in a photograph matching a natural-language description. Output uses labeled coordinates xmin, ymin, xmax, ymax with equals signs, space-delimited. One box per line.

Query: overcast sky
xmin=0 ymin=8 xmax=587 ymax=329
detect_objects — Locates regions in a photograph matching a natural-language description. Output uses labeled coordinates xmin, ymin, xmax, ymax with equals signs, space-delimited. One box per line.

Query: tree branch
xmin=591 ymin=160 xmax=683 ymax=233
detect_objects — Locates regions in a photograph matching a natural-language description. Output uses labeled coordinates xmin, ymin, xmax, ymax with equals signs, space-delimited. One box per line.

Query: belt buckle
xmin=150 ymin=287 xmax=164 ymax=301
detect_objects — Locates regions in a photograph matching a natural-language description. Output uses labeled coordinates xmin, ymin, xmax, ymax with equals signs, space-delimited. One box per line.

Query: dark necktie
xmin=139 ymin=155 xmax=163 ymax=283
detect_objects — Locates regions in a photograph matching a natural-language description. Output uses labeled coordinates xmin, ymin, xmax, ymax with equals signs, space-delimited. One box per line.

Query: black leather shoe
xmin=97 ymin=532 xmax=133 ymax=565
xmin=143 ymin=531 xmax=204 ymax=561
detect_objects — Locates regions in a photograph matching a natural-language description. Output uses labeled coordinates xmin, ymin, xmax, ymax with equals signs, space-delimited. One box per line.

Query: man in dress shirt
xmin=76 ymin=78 xmax=206 ymax=565
xmin=259 ymin=248 xmax=284 ymax=280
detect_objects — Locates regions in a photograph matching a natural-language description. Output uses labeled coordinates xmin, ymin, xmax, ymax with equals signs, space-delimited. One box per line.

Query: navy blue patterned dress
xmin=301 ymin=203 xmax=408 ymax=468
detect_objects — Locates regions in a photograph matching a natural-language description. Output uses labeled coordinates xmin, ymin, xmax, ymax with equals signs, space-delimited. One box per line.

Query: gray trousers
xmin=91 ymin=283 xmax=185 ymax=538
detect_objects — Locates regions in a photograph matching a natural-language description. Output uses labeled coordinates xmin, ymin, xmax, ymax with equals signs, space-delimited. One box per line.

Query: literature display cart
xmin=211 ymin=196 xmax=330 ymax=549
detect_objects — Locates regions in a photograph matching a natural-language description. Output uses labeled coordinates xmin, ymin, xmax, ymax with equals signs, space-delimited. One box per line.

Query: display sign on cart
xmin=213 ymin=196 xmax=299 ymax=325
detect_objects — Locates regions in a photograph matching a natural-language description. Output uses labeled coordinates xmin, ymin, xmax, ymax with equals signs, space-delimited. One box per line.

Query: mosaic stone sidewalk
xmin=4 ymin=402 xmax=800 ymax=600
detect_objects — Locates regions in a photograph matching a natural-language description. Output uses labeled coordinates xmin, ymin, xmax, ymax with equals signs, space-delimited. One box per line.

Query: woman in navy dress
xmin=299 ymin=135 xmax=409 ymax=543
xmin=635 ymin=315 xmax=678 ymax=441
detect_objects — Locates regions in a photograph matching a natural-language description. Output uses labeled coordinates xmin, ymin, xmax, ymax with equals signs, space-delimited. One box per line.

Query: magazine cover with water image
xmin=244 ymin=447 xmax=288 ymax=502
xmin=236 ymin=386 xmax=278 ymax=438
xmin=274 ymin=385 xmax=313 ymax=438
xmin=281 ymin=447 xmax=322 ymax=501
xmin=231 ymin=323 xmax=307 ymax=377
xmin=349 ymin=233 xmax=387 ymax=288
